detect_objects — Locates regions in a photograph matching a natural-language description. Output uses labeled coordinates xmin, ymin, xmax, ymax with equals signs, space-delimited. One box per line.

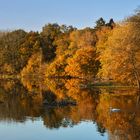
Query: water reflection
xmin=0 ymin=79 xmax=140 ymax=140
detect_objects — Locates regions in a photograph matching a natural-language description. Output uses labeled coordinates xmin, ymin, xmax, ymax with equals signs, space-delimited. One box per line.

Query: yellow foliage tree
xmin=98 ymin=19 xmax=140 ymax=86
xmin=65 ymin=47 xmax=99 ymax=78
xmin=21 ymin=49 xmax=42 ymax=77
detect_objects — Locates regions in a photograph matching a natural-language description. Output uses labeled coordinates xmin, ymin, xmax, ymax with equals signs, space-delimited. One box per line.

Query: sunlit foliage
xmin=97 ymin=16 xmax=140 ymax=86
xmin=1 ymin=13 xmax=140 ymax=86
xmin=65 ymin=47 xmax=99 ymax=78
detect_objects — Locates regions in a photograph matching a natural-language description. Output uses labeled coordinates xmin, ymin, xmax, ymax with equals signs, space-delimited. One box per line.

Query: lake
xmin=0 ymin=78 xmax=139 ymax=140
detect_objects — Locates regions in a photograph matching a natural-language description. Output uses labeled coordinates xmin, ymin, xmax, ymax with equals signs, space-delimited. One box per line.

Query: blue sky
xmin=0 ymin=0 xmax=140 ymax=31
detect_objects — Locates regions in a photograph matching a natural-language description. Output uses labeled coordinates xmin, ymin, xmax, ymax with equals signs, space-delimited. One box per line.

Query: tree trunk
xmin=132 ymin=63 xmax=140 ymax=90
xmin=136 ymin=95 xmax=140 ymax=106
xmin=131 ymin=52 xmax=140 ymax=90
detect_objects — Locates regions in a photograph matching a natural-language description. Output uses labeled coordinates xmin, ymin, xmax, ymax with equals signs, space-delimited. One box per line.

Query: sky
xmin=0 ymin=0 xmax=140 ymax=31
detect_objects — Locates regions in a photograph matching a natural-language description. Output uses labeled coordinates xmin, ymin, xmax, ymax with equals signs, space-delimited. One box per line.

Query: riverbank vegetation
xmin=1 ymin=11 xmax=140 ymax=87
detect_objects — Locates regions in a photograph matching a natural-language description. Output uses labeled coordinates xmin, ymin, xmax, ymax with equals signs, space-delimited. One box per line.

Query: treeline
xmin=1 ymin=11 xmax=140 ymax=86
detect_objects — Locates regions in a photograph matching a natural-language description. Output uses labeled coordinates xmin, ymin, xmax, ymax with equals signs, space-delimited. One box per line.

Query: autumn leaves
xmin=1 ymin=13 xmax=140 ymax=86
xmin=98 ymin=18 xmax=140 ymax=86
xmin=46 ymin=13 xmax=140 ymax=86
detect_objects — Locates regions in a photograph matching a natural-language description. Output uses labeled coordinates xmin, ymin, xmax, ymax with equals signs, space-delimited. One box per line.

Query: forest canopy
xmin=1 ymin=12 xmax=140 ymax=87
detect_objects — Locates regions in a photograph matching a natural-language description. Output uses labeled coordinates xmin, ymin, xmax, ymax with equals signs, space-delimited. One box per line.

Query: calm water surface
xmin=0 ymin=120 xmax=108 ymax=140
xmin=0 ymin=79 xmax=139 ymax=140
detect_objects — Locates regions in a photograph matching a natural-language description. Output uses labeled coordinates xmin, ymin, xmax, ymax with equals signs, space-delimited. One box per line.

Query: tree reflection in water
xmin=0 ymin=79 xmax=140 ymax=139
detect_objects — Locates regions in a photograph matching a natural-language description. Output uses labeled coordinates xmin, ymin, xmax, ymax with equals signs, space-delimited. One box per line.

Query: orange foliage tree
xmin=65 ymin=47 xmax=99 ymax=78
xmin=97 ymin=13 xmax=140 ymax=86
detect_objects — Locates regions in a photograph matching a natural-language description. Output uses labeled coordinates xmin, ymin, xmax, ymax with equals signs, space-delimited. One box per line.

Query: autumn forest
xmin=1 ymin=11 xmax=140 ymax=89
xmin=1 ymin=3 xmax=140 ymax=139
